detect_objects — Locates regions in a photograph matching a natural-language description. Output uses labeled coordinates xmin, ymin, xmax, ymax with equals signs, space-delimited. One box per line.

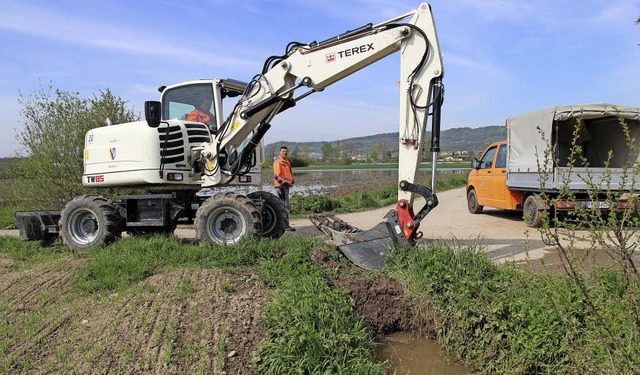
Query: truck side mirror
xmin=471 ymin=158 xmax=480 ymax=169
xmin=145 ymin=101 xmax=161 ymax=128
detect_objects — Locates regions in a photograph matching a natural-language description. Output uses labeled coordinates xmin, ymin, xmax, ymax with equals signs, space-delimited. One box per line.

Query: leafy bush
xmin=289 ymin=156 xmax=309 ymax=168
xmin=11 ymin=82 xmax=138 ymax=209
xmin=290 ymin=194 xmax=341 ymax=214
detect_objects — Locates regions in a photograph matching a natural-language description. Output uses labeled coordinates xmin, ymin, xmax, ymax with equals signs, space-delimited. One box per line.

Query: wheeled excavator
xmin=15 ymin=3 xmax=444 ymax=270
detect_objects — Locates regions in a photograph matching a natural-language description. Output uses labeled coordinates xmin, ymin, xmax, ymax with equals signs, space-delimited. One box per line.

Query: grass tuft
xmin=257 ymin=243 xmax=387 ymax=374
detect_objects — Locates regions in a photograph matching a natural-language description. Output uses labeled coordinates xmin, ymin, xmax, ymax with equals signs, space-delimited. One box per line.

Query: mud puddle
xmin=377 ymin=332 xmax=468 ymax=374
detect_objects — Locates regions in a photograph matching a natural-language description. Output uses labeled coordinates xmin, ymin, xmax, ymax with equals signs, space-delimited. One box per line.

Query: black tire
xmin=248 ymin=191 xmax=287 ymax=239
xmin=523 ymin=194 xmax=546 ymax=228
xmin=59 ymin=195 xmax=123 ymax=251
xmin=194 ymin=192 xmax=261 ymax=245
xmin=467 ymin=188 xmax=483 ymax=214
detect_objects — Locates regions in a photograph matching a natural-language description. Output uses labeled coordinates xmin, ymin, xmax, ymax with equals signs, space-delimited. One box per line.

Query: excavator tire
xmin=195 ymin=192 xmax=262 ymax=245
xmin=59 ymin=195 xmax=123 ymax=251
xmin=248 ymin=191 xmax=287 ymax=239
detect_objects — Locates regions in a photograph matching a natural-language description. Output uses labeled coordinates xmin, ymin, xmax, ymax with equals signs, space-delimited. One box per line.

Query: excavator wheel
xmin=248 ymin=191 xmax=287 ymax=239
xmin=195 ymin=192 xmax=262 ymax=245
xmin=59 ymin=195 xmax=123 ymax=251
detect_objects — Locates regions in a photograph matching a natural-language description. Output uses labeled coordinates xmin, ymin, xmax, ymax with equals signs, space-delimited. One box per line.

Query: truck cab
xmin=467 ymin=141 xmax=523 ymax=213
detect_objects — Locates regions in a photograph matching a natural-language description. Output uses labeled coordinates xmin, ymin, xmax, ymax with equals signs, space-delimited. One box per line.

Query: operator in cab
xmin=187 ymin=97 xmax=216 ymax=133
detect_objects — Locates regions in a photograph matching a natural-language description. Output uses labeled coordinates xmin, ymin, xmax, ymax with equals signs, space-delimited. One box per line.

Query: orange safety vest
xmin=273 ymin=156 xmax=294 ymax=187
xmin=186 ymin=109 xmax=214 ymax=125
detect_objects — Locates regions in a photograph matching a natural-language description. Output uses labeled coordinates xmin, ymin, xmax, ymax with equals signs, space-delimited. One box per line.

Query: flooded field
xmin=264 ymin=167 xmax=470 ymax=198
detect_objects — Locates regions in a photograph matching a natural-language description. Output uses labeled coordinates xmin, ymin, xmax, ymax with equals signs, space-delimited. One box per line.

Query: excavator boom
xmin=202 ymin=3 xmax=444 ymax=269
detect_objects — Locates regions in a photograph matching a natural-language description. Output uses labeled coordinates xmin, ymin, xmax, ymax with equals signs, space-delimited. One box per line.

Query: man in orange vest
xmin=186 ymin=97 xmax=216 ymax=133
xmin=273 ymin=145 xmax=295 ymax=231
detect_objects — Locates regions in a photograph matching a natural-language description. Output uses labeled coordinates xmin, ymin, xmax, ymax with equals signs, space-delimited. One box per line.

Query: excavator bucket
xmin=309 ymin=211 xmax=400 ymax=270
xmin=310 ymin=183 xmax=439 ymax=270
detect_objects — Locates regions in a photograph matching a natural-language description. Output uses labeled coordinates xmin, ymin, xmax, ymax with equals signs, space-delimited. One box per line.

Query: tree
xmin=338 ymin=151 xmax=352 ymax=165
xmin=320 ymin=142 xmax=335 ymax=163
xmin=367 ymin=148 xmax=379 ymax=163
xmin=342 ymin=140 xmax=358 ymax=159
xmin=301 ymin=142 xmax=311 ymax=158
xmin=12 ymin=82 xmax=138 ymax=208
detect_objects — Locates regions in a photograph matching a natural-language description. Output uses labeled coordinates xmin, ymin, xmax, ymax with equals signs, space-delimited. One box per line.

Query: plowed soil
xmin=0 ymin=255 xmax=271 ymax=374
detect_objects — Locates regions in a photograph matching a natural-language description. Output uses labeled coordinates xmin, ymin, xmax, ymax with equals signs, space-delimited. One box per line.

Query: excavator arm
xmin=204 ymin=3 xmax=444 ymax=269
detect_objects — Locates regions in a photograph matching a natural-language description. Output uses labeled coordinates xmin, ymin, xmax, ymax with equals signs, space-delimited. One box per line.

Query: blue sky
xmin=0 ymin=0 xmax=639 ymax=157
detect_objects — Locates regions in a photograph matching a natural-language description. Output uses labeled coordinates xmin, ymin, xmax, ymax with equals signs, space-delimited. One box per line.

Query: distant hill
xmin=266 ymin=126 xmax=506 ymax=158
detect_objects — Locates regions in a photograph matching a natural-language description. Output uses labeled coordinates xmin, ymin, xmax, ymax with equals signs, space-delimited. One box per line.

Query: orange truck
xmin=467 ymin=104 xmax=640 ymax=227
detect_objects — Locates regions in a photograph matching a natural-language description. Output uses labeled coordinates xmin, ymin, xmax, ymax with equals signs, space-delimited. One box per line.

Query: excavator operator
xmin=187 ymin=97 xmax=216 ymax=133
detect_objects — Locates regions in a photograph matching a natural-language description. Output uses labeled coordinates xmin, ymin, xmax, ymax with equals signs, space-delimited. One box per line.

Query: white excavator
xmin=15 ymin=3 xmax=444 ymax=269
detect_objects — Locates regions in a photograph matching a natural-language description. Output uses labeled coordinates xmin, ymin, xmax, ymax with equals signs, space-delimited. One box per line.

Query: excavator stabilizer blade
xmin=309 ymin=213 xmax=397 ymax=270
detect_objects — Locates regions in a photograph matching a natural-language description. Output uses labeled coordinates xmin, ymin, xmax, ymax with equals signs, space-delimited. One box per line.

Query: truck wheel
xmin=248 ymin=191 xmax=287 ymax=239
xmin=467 ymin=189 xmax=483 ymax=214
xmin=523 ymin=194 xmax=546 ymax=228
xmin=195 ymin=192 xmax=261 ymax=245
xmin=59 ymin=195 xmax=123 ymax=251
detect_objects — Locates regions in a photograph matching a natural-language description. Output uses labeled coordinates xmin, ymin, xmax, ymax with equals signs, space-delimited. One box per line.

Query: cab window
xmin=479 ymin=146 xmax=497 ymax=169
xmin=162 ymin=84 xmax=214 ymax=121
xmin=495 ymin=144 xmax=507 ymax=168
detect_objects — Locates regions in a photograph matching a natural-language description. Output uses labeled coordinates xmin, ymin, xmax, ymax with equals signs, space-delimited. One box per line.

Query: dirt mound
xmin=310 ymin=249 xmax=435 ymax=337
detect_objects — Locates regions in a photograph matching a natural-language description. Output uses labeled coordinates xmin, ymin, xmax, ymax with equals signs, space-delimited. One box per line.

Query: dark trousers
xmin=277 ymin=186 xmax=291 ymax=213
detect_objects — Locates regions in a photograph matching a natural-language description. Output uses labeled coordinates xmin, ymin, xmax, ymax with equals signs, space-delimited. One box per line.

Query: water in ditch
xmin=377 ymin=333 xmax=469 ymax=374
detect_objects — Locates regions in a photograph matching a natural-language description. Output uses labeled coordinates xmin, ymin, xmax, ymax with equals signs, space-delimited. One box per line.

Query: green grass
xmin=0 ymin=206 xmax=17 ymax=230
xmin=258 ymin=242 xmax=386 ymax=374
xmin=0 ymin=236 xmax=67 ymax=266
xmin=2 ymin=224 xmax=639 ymax=373
xmin=74 ymin=236 xmax=293 ymax=293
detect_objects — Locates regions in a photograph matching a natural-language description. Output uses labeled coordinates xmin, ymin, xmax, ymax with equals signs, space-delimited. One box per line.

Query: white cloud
xmin=0 ymin=3 xmax=255 ymax=68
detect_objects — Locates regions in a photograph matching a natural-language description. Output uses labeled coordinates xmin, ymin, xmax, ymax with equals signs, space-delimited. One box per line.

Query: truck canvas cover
xmin=507 ymin=103 xmax=640 ymax=174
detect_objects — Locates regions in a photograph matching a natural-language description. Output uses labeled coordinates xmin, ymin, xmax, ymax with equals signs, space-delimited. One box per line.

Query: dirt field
xmin=1 ymin=187 xmax=633 ymax=373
